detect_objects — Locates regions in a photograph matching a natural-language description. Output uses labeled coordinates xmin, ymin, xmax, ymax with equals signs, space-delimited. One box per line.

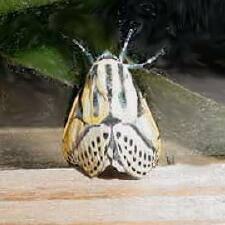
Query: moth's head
xmin=96 ymin=50 xmax=118 ymax=62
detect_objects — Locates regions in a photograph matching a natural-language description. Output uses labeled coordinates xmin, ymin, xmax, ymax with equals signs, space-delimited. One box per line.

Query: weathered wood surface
xmin=0 ymin=164 xmax=225 ymax=225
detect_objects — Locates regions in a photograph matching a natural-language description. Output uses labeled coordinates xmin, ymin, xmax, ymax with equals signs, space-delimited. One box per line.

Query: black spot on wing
xmin=134 ymin=145 xmax=137 ymax=154
xmin=103 ymin=132 xmax=109 ymax=139
xmin=88 ymin=146 xmax=92 ymax=154
xmin=96 ymin=136 xmax=101 ymax=143
xmin=144 ymin=153 xmax=147 ymax=160
xmin=129 ymin=139 xmax=133 ymax=146
xmin=116 ymin=132 xmax=121 ymax=138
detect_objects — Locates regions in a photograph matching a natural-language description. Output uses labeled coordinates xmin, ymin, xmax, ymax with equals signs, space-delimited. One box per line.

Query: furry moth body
xmin=63 ymin=30 xmax=163 ymax=178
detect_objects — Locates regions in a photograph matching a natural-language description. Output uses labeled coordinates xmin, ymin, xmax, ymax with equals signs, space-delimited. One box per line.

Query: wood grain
xmin=0 ymin=164 xmax=225 ymax=224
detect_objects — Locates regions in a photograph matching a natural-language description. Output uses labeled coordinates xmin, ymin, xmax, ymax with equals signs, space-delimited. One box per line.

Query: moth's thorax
xmin=86 ymin=58 xmax=138 ymax=123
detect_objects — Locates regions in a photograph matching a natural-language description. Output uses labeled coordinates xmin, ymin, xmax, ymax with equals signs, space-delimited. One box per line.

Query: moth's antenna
xmin=60 ymin=32 xmax=94 ymax=64
xmin=72 ymin=39 xmax=94 ymax=64
xmin=127 ymin=48 xmax=165 ymax=70
xmin=119 ymin=28 xmax=135 ymax=62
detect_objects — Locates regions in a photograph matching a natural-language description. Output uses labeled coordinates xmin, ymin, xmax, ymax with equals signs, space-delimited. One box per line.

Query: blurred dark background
xmin=118 ymin=0 xmax=225 ymax=71
xmin=1 ymin=0 xmax=225 ymax=71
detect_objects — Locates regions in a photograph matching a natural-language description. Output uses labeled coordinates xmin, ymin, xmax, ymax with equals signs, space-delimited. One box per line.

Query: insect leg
xmin=126 ymin=48 xmax=165 ymax=70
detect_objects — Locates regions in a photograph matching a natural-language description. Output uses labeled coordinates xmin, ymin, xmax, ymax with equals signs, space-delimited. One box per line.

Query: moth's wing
xmin=113 ymin=123 xmax=155 ymax=178
xmin=135 ymin=94 xmax=162 ymax=163
xmin=63 ymin=90 xmax=112 ymax=177
xmin=63 ymin=92 xmax=84 ymax=163
xmin=74 ymin=124 xmax=111 ymax=177
xmin=63 ymin=72 xmax=109 ymax=162
xmin=81 ymin=73 xmax=109 ymax=125
xmin=112 ymin=92 xmax=161 ymax=178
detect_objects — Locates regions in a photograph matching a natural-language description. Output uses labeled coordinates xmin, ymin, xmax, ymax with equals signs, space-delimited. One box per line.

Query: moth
xmin=63 ymin=29 xmax=164 ymax=178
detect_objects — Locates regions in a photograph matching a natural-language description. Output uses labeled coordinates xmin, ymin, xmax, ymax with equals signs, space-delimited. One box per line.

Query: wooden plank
xmin=0 ymin=164 xmax=225 ymax=224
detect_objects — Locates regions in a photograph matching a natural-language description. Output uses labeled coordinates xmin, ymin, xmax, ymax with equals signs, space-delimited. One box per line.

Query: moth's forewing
xmin=63 ymin=93 xmax=84 ymax=163
xmin=137 ymin=96 xmax=161 ymax=163
xmin=111 ymin=90 xmax=161 ymax=178
xmin=81 ymin=76 xmax=109 ymax=124
xmin=63 ymin=101 xmax=112 ymax=177
xmin=63 ymin=66 xmax=112 ymax=176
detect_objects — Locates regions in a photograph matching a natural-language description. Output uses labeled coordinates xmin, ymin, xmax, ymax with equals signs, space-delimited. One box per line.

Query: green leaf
xmin=134 ymin=71 xmax=225 ymax=159
xmin=6 ymin=45 xmax=80 ymax=84
xmin=0 ymin=0 xmax=117 ymax=85
xmin=0 ymin=0 xmax=66 ymax=15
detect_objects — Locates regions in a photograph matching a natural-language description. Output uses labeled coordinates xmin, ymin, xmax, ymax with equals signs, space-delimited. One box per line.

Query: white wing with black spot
xmin=113 ymin=123 xmax=156 ymax=178
xmin=72 ymin=124 xmax=111 ymax=177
